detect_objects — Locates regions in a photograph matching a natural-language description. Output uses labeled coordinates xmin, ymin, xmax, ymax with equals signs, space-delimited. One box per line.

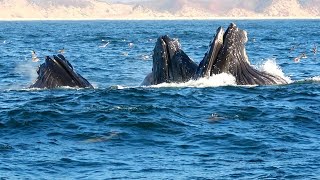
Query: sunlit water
xmin=0 ymin=20 xmax=319 ymax=179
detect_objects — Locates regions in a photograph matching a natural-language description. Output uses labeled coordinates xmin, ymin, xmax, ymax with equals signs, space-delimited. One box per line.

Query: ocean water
xmin=0 ymin=20 xmax=320 ymax=179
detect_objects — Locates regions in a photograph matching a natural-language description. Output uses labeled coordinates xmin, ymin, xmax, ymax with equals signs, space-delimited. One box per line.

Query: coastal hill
xmin=0 ymin=0 xmax=319 ymax=20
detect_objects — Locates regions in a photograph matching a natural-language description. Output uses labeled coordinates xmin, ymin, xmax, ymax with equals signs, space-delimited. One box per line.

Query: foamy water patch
xmin=26 ymin=86 xmax=91 ymax=91
xmin=109 ymin=85 xmax=134 ymax=90
xmin=310 ymin=76 xmax=320 ymax=82
xmin=257 ymin=58 xmax=293 ymax=83
xmin=112 ymin=85 xmax=127 ymax=90
xmin=150 ymin=73 xmax=236 ymax=88
xmin=303 ymin=76 xmax=320 ymax=82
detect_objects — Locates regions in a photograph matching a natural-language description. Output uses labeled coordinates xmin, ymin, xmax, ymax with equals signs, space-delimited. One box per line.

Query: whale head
xmin=30 ymin=54 xmax=93 ymax=89
xmin=197 ymin=23 xmax=288 ymax=85
xmin=142 ymin=35 xmax=198 ymax=85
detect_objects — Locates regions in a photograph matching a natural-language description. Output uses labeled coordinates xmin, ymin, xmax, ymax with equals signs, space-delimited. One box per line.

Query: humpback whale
xmin=141 ymin=35 xmax=198 ymax=86
xmin=197 ymin=23 xmax=288 ymax=85
xmin=143 ymin=23 xmax=288 ymax=86
xmin=30 ymin=54 xmax=93 ymax=89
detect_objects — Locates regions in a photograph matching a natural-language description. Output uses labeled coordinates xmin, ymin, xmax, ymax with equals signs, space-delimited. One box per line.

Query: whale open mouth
xmin=151 ymin=35 xmax=197 ymax=85
xmin=30 ymin=54 xmax=93 ymax=89
xmin=196 ymin=23 xmax=288 ymax=85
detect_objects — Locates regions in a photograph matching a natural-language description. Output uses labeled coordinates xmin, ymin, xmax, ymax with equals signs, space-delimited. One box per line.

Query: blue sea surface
xmin=0 ymin=20 xmax=319 ymax=179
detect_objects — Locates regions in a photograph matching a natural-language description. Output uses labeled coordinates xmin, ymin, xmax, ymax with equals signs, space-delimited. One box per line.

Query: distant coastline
xmin=1 ymin=0 xmax=319 ymax=21
xmin=0 ymin=16 xmax=319 ymax=21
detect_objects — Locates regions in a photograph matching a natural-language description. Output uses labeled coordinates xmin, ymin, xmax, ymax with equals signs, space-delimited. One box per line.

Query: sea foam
xmin=257 ymin=58 xmax=293 ymax=83
xmin=150 ymin=73 xmax=236 ymax=88
xmin=303 ymin=76 xmax=320 ymax=82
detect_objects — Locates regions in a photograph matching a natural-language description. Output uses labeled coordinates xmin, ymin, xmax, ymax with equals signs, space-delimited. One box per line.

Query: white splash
xmin=20 ymin=87 xmax=42 ymax=91
xmin=110 ymin=85 xmax=127 ymax=90
xmin=311 ymin=76 xmax=320 ymax=82
xmin=14 ymin=60 xmax=38 ymax=85
xmin=91 ymin=82 xmax=99 ymax=89
xmin=55 ymin=86 xmax=84 ymax=90
xmin=115 ymin=85 xmax=126 ymax=90
xmin=257 ymin=58 xmax=293 ymax=83
xmin=150 ymin=73 xmax=236 ymax=88
xmin=304 ymin=76 xmax=320 ymax=82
